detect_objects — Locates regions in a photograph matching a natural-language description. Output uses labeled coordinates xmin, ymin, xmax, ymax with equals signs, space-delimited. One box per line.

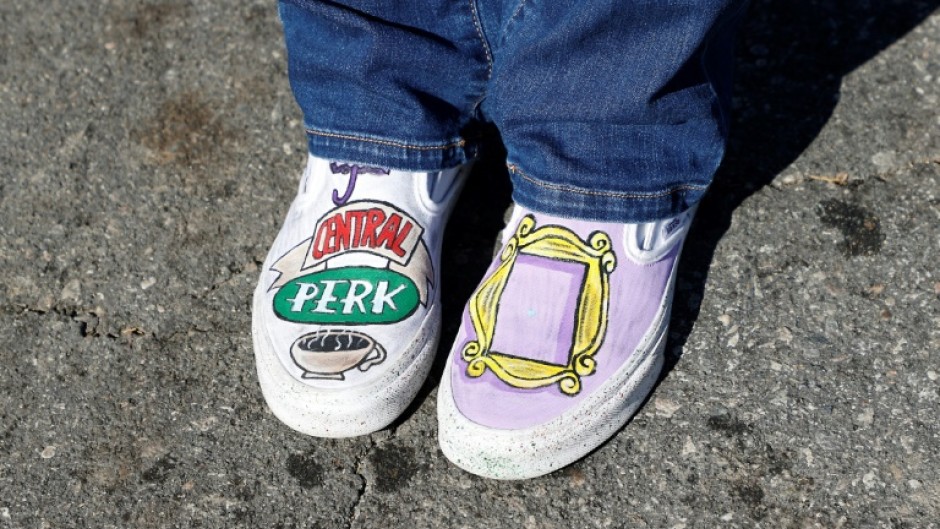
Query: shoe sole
xmin=437 ymin=255 xmax=676 ymax=479
xmin=252 ymin=280 xmax=440 ymax=438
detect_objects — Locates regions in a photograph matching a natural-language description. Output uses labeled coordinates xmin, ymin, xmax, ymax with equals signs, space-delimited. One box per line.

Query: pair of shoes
xmin=252 ymin=155 xmax=693 ymax=478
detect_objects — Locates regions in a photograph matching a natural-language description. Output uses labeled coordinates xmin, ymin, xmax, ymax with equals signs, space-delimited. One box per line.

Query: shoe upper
xmin=447 ymin=205 xmax=690 ymax=429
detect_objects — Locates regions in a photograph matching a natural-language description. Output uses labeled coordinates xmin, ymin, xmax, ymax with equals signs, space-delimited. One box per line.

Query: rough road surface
xmin=1 ymin=1 xmax=938 ymax=528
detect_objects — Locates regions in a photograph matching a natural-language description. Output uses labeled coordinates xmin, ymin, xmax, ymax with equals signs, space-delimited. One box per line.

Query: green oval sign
xmin=273 ymin=267 xmax=420 ymax=324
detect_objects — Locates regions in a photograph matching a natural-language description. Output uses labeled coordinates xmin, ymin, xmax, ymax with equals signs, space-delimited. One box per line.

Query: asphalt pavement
xmin=1 ymin=1 xmax=938 ymax=528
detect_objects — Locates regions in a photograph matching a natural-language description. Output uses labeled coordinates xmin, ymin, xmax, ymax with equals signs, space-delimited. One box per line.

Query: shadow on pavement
xmin=386 ymin=132 xmax=513 ymax=429
xmin=663 ymin=0 xmax=940 ymax=378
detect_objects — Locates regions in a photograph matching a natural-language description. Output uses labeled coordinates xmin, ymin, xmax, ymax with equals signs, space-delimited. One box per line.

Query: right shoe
xmin=252 ymin=155 xmax=468 ymax=437
xmin=437 ymin=203 xmax=696 ymax=479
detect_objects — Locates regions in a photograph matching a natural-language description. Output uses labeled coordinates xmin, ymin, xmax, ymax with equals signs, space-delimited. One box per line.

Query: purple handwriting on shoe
xmin=329 ymin=163 xmax=391 ymax=205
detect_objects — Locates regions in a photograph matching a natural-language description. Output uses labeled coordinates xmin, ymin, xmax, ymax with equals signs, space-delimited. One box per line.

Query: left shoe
xmin=437 ymin=203 xmax=695 ymax=479
xmin=253 ymin=155 xmax=468 ymax=438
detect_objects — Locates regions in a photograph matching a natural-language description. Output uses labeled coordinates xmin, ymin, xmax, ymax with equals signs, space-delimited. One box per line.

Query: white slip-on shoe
xmin=254 ymin=154 xmax=468 ymax=438
xmin=438 ymin=204 xmax=695 ymax=479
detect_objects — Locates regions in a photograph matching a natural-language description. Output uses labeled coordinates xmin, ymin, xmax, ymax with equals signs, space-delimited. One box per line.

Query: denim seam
xmin=509 ymin=164 xmax=709 ymax=200
xmin=469 ymin=0 xmax=493 ymax=79
xmin=467 ymin=0 xmax=494 ymax=116
xmin=306 ymin=128 xmax=466 ymax=151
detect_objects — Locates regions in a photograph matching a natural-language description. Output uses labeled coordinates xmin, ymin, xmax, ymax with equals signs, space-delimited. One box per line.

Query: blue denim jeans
xmin=279 ymin=0 xmax=748 ymax=222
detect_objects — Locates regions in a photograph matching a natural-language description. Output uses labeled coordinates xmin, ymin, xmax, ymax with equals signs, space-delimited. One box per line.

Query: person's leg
xmin=438 ymin=0 xmax=748 ymax=478
xmin=483 ymin=0 xmax=749 ymax=222
xmin=254 ymin=1 xmax=489 ymax=437
xmin=279 ymin=0 xmax=491 ymax=169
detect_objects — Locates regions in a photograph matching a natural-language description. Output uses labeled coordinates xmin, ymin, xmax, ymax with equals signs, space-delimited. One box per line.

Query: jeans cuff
xmin=305 ymin=126 xmax=481 ymax=171
xmin=508 ymin=163 xmax=709 ymax=223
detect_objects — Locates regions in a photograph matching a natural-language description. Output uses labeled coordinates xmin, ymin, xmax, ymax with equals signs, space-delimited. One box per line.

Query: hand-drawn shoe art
xmin=253 ymin=155 xmax=468 ymax=438
xmin=438 ymin=204 xmax=696 ymax=479
xmin=290 ymin=330 xmax=387 ymax=381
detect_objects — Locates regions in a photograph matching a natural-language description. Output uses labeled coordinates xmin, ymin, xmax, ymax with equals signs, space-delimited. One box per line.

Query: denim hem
xmin=305 ymin=127 xmax=482 ymax=171
xmin=508 ymin=163 xmax=709 ymax=223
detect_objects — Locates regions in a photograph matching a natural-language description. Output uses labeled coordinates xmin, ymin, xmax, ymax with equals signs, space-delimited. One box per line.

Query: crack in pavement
xmin=2 ymin=302 xmax=151 ymax=341
xmin=345 ymin=423 xmax=405 ymax=529
xmin=346 ymin=438 xmax=373 ymax=529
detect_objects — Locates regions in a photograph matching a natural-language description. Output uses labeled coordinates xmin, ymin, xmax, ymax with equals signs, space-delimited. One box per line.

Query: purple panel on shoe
xmin=450 ymin=212 xmax=679 ymax=430
xmin=490 ymin=254 xmax=584 ymax=366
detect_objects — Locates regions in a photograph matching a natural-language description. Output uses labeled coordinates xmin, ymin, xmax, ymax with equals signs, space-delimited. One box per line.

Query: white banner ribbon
xmin=268 ymin=201 xmax=433 ymax=305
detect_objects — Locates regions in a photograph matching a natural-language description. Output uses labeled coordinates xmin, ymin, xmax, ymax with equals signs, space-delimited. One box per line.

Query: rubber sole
xmin=438 ymin=329 xmax=665 ymax=479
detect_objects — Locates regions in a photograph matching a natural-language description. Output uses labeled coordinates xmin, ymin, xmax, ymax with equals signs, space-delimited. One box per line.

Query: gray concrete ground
xmin=1 ymin=1 xmax=939 ymax=527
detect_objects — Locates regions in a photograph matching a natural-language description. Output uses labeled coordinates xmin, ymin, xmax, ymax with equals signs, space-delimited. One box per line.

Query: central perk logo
xmin=268 ymin=200 xmax=433 ymax=326
xmin=273 ymin=267 xmax=420 ymax=324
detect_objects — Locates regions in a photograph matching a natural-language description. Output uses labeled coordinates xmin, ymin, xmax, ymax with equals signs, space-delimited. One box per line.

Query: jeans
xmin=279 ymin=0 xmax=748 ymax=222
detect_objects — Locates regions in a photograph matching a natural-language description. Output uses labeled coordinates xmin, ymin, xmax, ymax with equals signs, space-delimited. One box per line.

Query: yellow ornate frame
xmin=461 ymin=215 xmax=616 ymax=395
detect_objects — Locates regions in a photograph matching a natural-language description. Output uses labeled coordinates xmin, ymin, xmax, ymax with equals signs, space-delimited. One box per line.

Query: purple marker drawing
xmin=329 ymin=163 xmax=391 ymax=205
xmin=663 ymin=216 xmax=682 ymax=236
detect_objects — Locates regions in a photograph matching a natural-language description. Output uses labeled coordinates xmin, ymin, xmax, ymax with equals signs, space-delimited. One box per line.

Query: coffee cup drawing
xmin=290 ymin=330 xmax=387 ymax=380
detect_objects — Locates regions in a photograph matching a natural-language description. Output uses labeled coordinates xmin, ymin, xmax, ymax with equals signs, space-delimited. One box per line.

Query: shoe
xmin=253 ymin=154 xmax=468 ymax=437
xmin=437 ymin=203 xmax=695 ymax=478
